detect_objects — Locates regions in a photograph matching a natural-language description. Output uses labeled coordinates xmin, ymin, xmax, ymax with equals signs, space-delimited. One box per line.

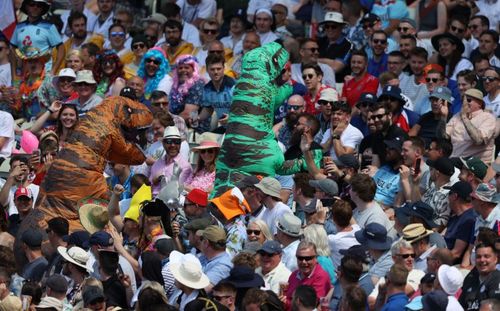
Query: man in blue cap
xmin=377 ymin=85 xmax=419 ymax=133
xmin=355 ymin=223 xmax=393 ymax=290
xmin=255 ymin=240 xmax=291 ymax=295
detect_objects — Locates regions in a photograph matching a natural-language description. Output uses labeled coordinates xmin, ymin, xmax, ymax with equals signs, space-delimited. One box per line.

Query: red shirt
xmin=342 ymin=73 xmax=379 ymax=107
xmin=284 ymin=264 xmax=332 ymax=310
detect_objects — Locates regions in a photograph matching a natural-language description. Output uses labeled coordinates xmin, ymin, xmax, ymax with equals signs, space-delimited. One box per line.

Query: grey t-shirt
xmin=22 ymin=256 xmax=48 ymax=282
xmin=353 ymin=202 xmax=398 ymax=240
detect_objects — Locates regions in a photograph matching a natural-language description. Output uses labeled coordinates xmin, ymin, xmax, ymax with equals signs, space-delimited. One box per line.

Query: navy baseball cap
xmin=87 ymin=231 xmax=114 ymax=248
xmin=357 ymin=93 xmax=377 ymax=106
xmin=63 ymin=230 xmax=91 ymax=250
xmin=258 ymin=240 xmax=283 ymax=255
xmin=379 ymin=85 xmax=404 ymax=104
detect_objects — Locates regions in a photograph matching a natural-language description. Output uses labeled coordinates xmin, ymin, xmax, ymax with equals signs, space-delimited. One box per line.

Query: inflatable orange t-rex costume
xmin=15 ymin=96 xmax=153 ymax=265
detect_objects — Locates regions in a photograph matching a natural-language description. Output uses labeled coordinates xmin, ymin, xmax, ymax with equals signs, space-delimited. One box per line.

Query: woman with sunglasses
xmin=438 ymin=88 xmax=496 ymax=164
xmin=169 ymin=55 xmax=205 ymax=121
xmin=94 ymin=50 xmax=126 ymax=97
xmin=246 ymin=220 xmax=273 ymax=245
xmin=185 ymin=135 xmax=221 ymax=193
xmin=124 ymin=34 xmax=150 ymax=79
xmin=138 ymin=47 xmax=172 ymax=99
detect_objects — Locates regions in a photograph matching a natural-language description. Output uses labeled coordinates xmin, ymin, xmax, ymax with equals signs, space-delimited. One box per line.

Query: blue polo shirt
xmin=368 ymin=54 xmax=388 ymax=78
xmin=380 ymin=292 xmax=408 ymax=311
xmin=11 ymin=19 xmax=62 ymax=53
xmin=110 ymin=171 xmax=134 ymax=200
xmin=202 ymin=75 xmax=235 ymax=120
xmin=201 ymin=251 xmax=233 ymax=286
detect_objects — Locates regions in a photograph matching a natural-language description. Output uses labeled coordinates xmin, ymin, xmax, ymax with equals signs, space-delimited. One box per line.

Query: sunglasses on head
xmin=200 ymin=149 xmax=215 ymax=154
xmin=203 ymin=29 xmax=218 ymax=35
xmin=302 ymin=73 xmax=315 ymax=80
xmin=450 ymin=25 xmax=465 ymax=33
xmin=163 ymin=138 xmax=181 ymax=145
xmin=483 ymin=76 xmax=498 ymax=83
xmin=397 ymin=253 xmax=416 ymax=259
xmin=110 ymin=31 xmax=125 ymax=37
xmin=246 ymin=229 xmax=261 ymax=235
xmin=398 ymin=26 xmax=410 ymax=32
xmin=296 ymin=255 xmax=316 ymax=262
xmin=146 ymin=58 xmax=161 ymax=65
xmin=132 ymin=43 xmax=146 ymax=50
xmin=373 ymin=39 xmax=387 ymax=45
xmin=426 ymin=77 xmax=440 ymax=83
xmin=288 ymin=105 xmax=303 ymax=111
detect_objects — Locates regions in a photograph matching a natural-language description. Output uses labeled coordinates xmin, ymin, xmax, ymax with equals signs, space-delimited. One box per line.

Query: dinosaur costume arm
xmin=276 ymin=148 xmax=323 ymax=176
xmin=274 ymin=84 xmax=293 ymax=111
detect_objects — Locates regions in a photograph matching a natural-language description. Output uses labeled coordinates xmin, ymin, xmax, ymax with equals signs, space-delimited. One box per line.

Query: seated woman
xmin=94 ymin=49 xmax=126 ymax=97
xmin=37 ymin=68 xmax=78 ymax=108
xmin=246 ymin=219 xmax=274 ymax=245
xmin=184 ymin=134 xmax=220 ymax=193
xmin=137 ymin=47 xmax=172 ymax=99
xmin=169 ymin=55 xmax=205 ymax=121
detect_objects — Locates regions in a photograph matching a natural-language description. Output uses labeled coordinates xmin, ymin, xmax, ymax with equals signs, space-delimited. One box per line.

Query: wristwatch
xmin=332 ymin=134 xmax=341 ymax=140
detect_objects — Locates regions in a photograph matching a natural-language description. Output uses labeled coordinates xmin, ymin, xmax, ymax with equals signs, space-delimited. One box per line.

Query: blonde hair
xmin=248 ymin=219 xmax=273 ymax=242
xmin=66 ymin=49 xmax=84 ymax=61
xmin=303 ymin=224 xmax=331 ymax=257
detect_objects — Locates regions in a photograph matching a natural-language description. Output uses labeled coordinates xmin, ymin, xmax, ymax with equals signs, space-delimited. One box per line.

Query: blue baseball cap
xmin=87 ymin=231 xmax=114 ymax=248
xmin=429 ymin=86 xmax=452 ymax=102
xmin=354 ymin=223 xmax=392 ymax=250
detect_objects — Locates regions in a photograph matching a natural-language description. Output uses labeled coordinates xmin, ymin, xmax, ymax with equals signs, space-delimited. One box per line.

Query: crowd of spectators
xmin=0 ymin=0 xmax=500 ymax=310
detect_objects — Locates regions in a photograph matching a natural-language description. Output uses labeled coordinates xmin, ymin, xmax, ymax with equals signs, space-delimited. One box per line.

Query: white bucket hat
xmin=437 ymin=265 xmax=463 ymax=295
xmin=74 ymin=70 xmax=97 ymax=84
xmin=170 ymin=254 xmax=210 ymax=289
xmin=52 ymin=68 xmax=76 ymax=87
xmin=57 ymin=246 xmax=93 ymax=273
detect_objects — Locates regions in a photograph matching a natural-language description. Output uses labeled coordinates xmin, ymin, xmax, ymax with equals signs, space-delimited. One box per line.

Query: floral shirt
xmin=169 ymin=79 xmax=205 ymax=115
xmin=184 ymin=169 xmax=215 ymax=192
xmin=224 ymin=215 xmax=247 ymax=258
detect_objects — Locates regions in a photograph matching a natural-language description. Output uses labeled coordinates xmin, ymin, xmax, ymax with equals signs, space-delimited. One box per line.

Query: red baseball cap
xmin=15 ymin=187 xmax=33 ymax=199
xmin=186 ymin=189 xmax=208 ymax=207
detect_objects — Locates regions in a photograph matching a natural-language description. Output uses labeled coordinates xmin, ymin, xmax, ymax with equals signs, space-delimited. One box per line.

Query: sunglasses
xmin=288 ymin=105 xmax=303 ymax=111
xmin=163 ymin=138 xmax=181 ymax=145
xmin=296 ymin=255 xmax=316 ymax=262
xmin=466 ymin=97 xmax=474 ymax=103
xmin=208 ymin=50 xmax=224 ymax=54
xmin=110 ymin=31 xmax=125 ymax=37
xmin=357 ymin=102 xmax=370 ymax=108
xmin=146 ymin=35 xmax=158 ymax=41
xmin=468 ymin=24 xmax=479 ymax=30
xmin=132 ymin=43 xmax=146 ymax=50
xmin=397 ymin=253 xmax=416 ymax=259
xmin=483 ymin=76 xmax=498 ymax=83
xmin=369 ymin=113 xmax=386 ymax=120
xmin=258 ymin=251 xmax=278 ymax=257
xmin=146 ymin=58 xmax=161 ymax=65
xmin=203 ymin=29 xmax=218 ymax=34
xmin=302 ymin=73 xmax=315 ymax=80
xmin=200 ymin=149 xmax=215 ymax=154
xmin=450 ymin=25 xmax=465 ymax=34
xmin=362 ymin=23 xmax=374 ymax=30
xmin=373 ymin=39 xmax=387 ymax=45
xmin=318 ymin=100 xmax=334 ymax=106
xmin=324 ymin=24 xmax=341 ymax=30
xmin=425 ymin=77 xmax=440 ymax=83
xmin=246 ymin=229 xmax=261 ymax=235
xmin=75 ymin=82 xmax=93 ymax=87
xmin=58 ymin=77 xmax=74 ymax=84
xmin=153 ymin=101 xmax=168 ymax=106
xmin=102 ymin=59 xmax=116 ymax=66
xmin=398 ymin=26 xmax=410 ymax=32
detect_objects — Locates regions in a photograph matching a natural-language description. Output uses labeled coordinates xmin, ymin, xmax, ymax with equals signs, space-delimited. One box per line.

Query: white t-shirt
xmin=0 ymin=111 xmax=14 ymax=159
xmin=484 ymin=93 xmax=500 ymax=117
xmin=182 ymin=22 xmax=201 ymax=47
xmin=157 ymin=75 xmax=173 ymax=95
xmin=0 ymin=63 xmax=12 ymax=87
xmin=177 ymin=0 xmax=216 ymax=24
xmin=258 ymin=31 xmax=279 ymax=45
xmin=1 ymin=183 xmax=40 ymax=216
xmin=321 ymin=124 xmax=363 ymax=161
xmin=257 ymin=201 xmax=293 ymax=235
xmin=328 ymin=224 xmax=361 ymax=268
xmin=449 ymin=58 xmax=473 ymax=81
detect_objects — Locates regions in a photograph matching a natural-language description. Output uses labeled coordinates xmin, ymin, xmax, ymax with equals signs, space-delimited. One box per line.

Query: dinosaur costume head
xmin=15 ymin=96 xmax=152 ymax=270
xmin=240 ymin=42 xmax=290 ymax=85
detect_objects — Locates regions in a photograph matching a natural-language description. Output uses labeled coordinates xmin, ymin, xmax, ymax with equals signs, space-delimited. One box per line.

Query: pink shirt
xmin=184 ymin=169 xmax=215 ymax=192
xmin=150 ymin=154 xmax=192 ymax=195
xmin=285 ymin=264 xmax=332 ymax=311
xmin=447 ymin=110 xmax=496 ymax=164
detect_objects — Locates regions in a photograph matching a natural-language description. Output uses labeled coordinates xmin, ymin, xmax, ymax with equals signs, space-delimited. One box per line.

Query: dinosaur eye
xmin=127 ymin=107 xmax=132 ymax=114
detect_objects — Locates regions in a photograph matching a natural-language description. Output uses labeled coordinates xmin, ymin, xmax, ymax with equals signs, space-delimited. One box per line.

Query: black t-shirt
xmin=359 ymin=124 xmax=408 ymax=165
xmin=103 ymin=274 xmax=128 ymax=309
xmin=459 ymin=269 xmax=500 ymax=311
xmin=416 ymin=112 xmax=441 ymax=147
xmin=318 ymin=36 xmax=352 ymax=81
xmin=7 ymin=214 xmax=21 ymax=236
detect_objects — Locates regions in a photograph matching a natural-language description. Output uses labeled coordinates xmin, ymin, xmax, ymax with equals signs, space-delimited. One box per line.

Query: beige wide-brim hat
xmin=192 ymin=132 xmax=221 ymax=151
xmin=78 ymin=198 xmax=110 ymax=234
xmin=254 ymin=176 xmax=281 ymax=199
xmin=402 ymin=223 xmax=433 ymax=243
xmin=170 ymin=260 xmax=210 ymax=289
xmin=57 ymin=246 xmax=93 ymax=273
xmin=74 ymin=70 xmax=97 ymax=84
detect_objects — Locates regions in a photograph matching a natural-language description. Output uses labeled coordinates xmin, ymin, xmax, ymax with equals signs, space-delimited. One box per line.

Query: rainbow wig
xmin=170 ymin=55 xmax=203 ymax=104
xmin=138 ymin=48 xmax=171 ymax=99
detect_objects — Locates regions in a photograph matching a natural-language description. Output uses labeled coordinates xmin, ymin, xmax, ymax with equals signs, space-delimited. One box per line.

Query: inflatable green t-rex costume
xmin=212 ymin=42 xmax=323 ymax=198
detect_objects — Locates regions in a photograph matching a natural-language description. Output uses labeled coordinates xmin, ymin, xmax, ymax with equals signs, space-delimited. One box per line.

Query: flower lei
xmin=16 ymin=69 xmax=45 ymax=111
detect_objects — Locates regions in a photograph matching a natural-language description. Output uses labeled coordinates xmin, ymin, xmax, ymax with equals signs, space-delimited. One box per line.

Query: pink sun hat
xmin=192 ymin=132 xmax=221 ymax=151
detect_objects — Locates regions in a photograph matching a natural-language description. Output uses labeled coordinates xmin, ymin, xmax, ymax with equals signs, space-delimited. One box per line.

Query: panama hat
xmin=170 ymin=257 xmax=210 ymax=289
xmin=78 ymin=198 xmax=110 ymax=234
xmin=191 ymin=132 xmax=221 ymax=151
xmin=57 ymin=246 xmax=93 ymax=272
xmin=276 ymin=213 xmax=303 ymax=237
xmin=402 ymin=223 xmax=433 ymax=243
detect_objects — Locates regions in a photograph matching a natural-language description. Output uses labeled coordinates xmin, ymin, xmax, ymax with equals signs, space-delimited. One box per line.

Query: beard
xmin=290 ymin=127 xmax=303 ymax=147
xmin=285 ymin=112 xmax=299 ymax=129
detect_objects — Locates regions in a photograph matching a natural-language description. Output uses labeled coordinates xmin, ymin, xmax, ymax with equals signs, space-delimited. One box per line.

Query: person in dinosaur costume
xmin=15 ymin=96 xmax=153 ymax=267
xmin=212 ymin=42 xmax=323 ymax=198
